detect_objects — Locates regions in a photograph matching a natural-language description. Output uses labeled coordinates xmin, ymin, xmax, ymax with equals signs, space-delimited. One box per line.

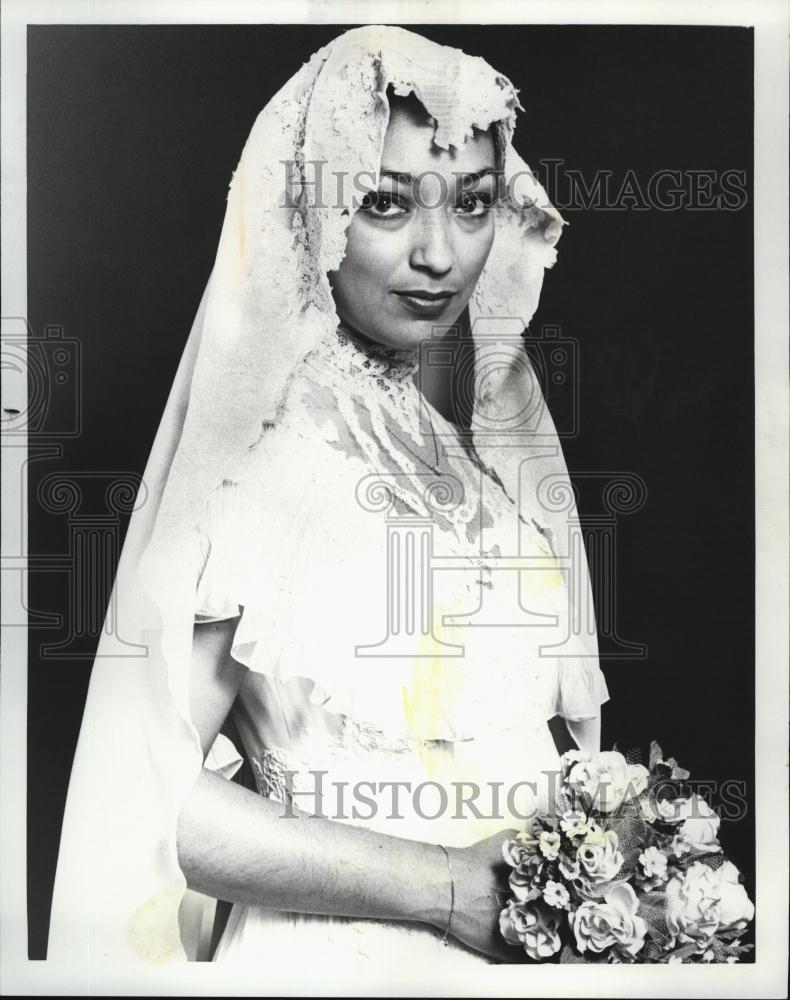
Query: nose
xmin=409 ymin=212 xmax=454 ymax=276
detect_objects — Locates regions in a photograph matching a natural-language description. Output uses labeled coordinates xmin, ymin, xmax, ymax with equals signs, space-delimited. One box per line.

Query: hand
xmin=443 ymin=829 xmax=527 ymax=963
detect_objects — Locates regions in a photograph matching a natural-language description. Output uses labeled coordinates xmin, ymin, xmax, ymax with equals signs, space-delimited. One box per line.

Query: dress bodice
xmin=194 ymin=325 xmax=608 ymax=845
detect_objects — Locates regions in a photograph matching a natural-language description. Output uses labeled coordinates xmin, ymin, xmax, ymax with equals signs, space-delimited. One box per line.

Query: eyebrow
xmin=379 ymin=167 xmax=498 ymax=184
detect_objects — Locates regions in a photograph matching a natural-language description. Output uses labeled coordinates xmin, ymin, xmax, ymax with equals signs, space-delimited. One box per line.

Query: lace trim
xmin=246 ymin=708 xmax=540 ymax=803
xmin=300 ymin=325 xmax=504 ymax=546
xmin=250 ymin=746 xmax=295 ymax=806
xmin=332 ymin=322 xmax=420 ymax=384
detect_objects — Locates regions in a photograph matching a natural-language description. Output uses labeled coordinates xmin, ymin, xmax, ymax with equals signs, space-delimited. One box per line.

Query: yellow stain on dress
xmin=520 ymin=534 xmax=565 ymax=608
xmin=126 ymin=881 xmax=185 ymax=964
xmin=400 ymin=590 xmax=532 ymax=843
xmin=401 ymin=599 xmax=463 ymax=760
xmin=400 ymin=593 xmax=486 ymax=807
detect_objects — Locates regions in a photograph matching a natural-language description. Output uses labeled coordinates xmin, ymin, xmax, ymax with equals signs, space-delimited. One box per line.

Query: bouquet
xmin=499 ymin=742 xmax=754 ymax=964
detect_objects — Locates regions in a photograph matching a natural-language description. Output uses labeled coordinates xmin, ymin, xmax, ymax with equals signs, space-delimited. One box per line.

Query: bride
xmin=48 ymin=25 xmax=608 ymax=976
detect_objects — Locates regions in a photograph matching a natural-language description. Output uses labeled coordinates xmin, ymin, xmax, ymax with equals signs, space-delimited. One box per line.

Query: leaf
xmin=664 ymin=941 xmax=699 ymax=962
xmin=559 ymin=944 xmax=592 ymax=964
xmin=666 ymin=758 xmax=691 ymax=781
xmin=649 ymin=741 xmax=664 ymax=770
xmin=642 ymin=941 xmax=664 ymax=962
xmin=717 ymin=926 xmax=746 ymax=941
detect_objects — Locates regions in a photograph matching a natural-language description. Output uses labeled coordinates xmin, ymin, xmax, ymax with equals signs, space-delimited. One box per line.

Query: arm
xmin=176 ymin=619 xmax=518 ymax=960
xmin=566 ymin=713 xmax=602 ymax=755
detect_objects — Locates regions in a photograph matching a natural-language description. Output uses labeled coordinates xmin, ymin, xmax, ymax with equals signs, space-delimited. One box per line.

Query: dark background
xmin=26 ymin=24 xmax=754 ymax=959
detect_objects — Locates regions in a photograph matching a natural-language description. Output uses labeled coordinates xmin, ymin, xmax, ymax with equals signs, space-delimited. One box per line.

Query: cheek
xmin=334 ymin=221 xmax=401 ymax=301
xmin=456 ymin=221 xmax=496 ymax=287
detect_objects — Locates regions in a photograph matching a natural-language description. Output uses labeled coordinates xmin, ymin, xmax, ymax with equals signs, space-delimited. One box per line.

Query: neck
xmin=332 ymin=320 xmax=420 ymax=385
xmin=336 ymin=318 xmax=414 ymax=361
xmin=414 ymin=311 xmax=474 ymax=430
xmin=332 ymin=316 xmax=473 ymax=430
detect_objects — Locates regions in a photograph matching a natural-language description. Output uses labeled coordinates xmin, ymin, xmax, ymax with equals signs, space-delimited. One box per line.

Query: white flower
xmin=639 ymin=846 xmax=668 ymax=878
xmin=502 ymin=827 xmax=542 ymax=869
xmin=577 ymin=828 xmax=624 ymax=884
xmin=539 ymin=831 xmax=561 ymax=861
xmin=645 ymin=797 xmax=687 ymax=824
xmin=543 ymin=880 xmax=571 ymax=910
xmin=665 ymin=862 xmax=723 ymax=950
xmin=561 ymin=749 xmax=591 ymax=779
xmin=672 ymin=796 xmax=721 ymax=854
xmin=560 ymin=809 xmax=598 ymax=841
xmin=665 ymin=861 xmax=753 ymax=952
xmin=716 ymin=861 xmax=754 ymax=933
xmin=500 ymin=901 xmax=562 ymax=960
xmin=637 ymin=845 xmax=669 ymax=890
xmin=570 ymin=884 xmax=647 ymax=959
xmin=567 ymin=751 xmax=650 ymax=813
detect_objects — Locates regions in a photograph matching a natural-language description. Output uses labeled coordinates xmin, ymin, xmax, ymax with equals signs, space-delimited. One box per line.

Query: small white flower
xmin=639 ymin=846 xmax=668 ymax=879
xmin=539 ymin=831 xmax=561 ymax=860
xmin=543 ymin=880 xmax=571 ymax=910
xmin=560 ymin=810 xmax=597 ymax=841
xmin=637 ymin=844 xmax=669 ymax=890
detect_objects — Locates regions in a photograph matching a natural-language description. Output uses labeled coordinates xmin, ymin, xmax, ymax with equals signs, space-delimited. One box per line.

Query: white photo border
xmin=1 ymin=1 xmax=787 ymax=996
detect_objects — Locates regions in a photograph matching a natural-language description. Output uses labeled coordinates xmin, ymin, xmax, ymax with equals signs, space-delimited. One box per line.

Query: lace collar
xmin=309 ymin=322 xmax=421 ymax=388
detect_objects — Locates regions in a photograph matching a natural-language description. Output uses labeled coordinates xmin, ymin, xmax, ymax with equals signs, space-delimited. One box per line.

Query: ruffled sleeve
xmin=554 ymin=659 xmax=610 ymax=721
xmin=194 ymin=479 xmax=244 ymax=624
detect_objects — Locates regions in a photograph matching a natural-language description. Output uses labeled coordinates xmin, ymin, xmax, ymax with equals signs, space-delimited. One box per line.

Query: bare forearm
xmin=177 ymin=768 xmax=448 ymax=928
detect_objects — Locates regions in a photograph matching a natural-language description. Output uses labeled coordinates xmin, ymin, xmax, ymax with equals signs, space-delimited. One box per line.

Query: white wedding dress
xmin=193 ymin=326 xmax=609 ymax=971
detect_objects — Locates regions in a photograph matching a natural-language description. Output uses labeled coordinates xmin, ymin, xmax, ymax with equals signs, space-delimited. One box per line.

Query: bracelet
xmin=437 ymin=844 xmax=454 ymax=946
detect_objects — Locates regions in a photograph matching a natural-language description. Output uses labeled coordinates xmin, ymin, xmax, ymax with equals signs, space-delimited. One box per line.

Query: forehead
xmin=380 ymin=97 xmax=497 ymax=179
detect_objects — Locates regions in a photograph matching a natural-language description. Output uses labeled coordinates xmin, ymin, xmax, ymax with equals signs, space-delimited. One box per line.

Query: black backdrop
xmin=26 ymin=24 xmax=754 ymax=959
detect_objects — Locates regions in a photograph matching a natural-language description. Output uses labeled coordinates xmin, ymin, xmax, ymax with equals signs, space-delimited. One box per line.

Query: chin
xmin=384 ymin=311 xmax=466 ymax=350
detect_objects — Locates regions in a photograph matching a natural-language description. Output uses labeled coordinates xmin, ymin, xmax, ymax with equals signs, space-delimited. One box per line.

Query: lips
xmin=392 ymin=289 xmax=456 ymax=317
xmin=394 ymin=289 xmax=456 ymax=300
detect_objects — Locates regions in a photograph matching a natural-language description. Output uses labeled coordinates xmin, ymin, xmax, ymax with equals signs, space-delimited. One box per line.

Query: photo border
xmin=2 ymin=1 xmax=787 ymax=995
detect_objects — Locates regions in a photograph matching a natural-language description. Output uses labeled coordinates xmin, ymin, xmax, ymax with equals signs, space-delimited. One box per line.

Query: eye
xmin=360 ymin=191 xmax=407 ymax=218
xmin=455 ymin=191 xmax=493 ymax=218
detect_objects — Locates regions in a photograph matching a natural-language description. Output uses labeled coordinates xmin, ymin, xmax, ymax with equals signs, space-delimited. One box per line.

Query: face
xmin=329 ymin=96 xmax=498 ymax=350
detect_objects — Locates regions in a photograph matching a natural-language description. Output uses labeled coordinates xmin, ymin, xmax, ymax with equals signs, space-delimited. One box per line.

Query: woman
xmin=49 ymin=25 xmax=607 ymax=976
